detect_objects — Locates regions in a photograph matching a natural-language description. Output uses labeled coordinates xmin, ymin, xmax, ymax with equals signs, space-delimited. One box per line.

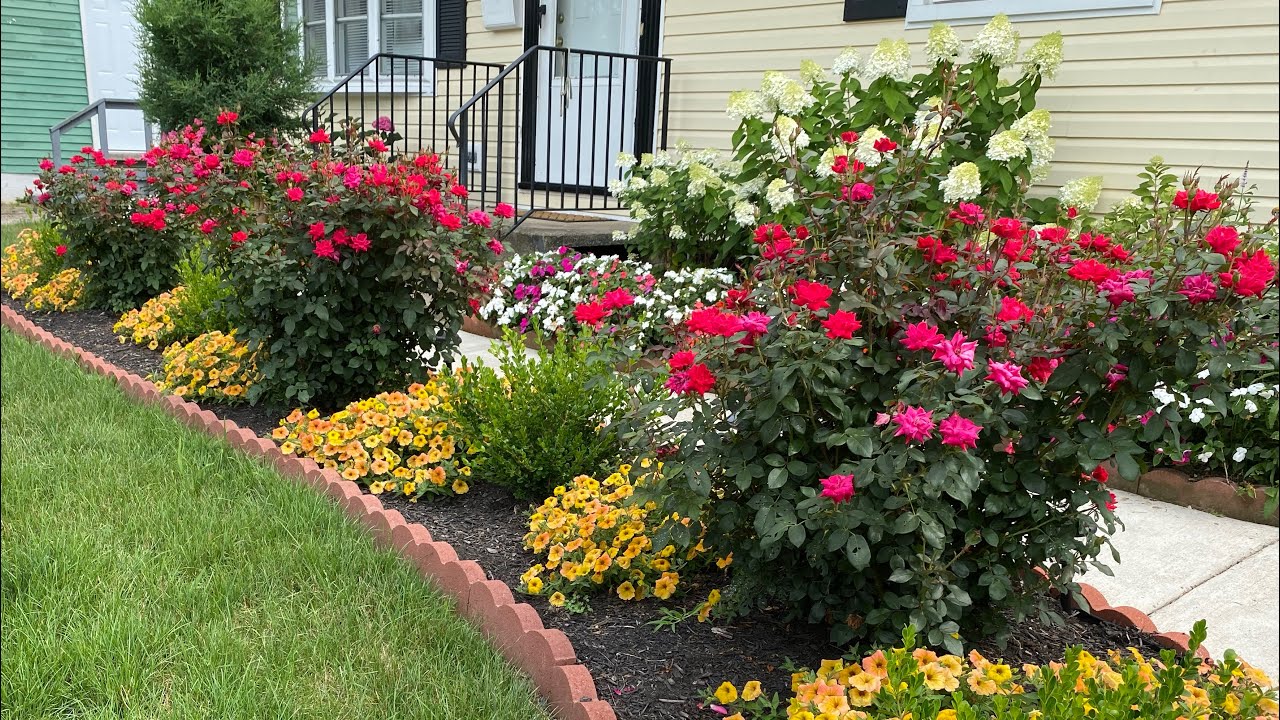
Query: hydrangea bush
xmin=608 ymin=118 xmax=1277 ymax=649
xmin=615 ymin=15 xmax=1077 ymax=270
xmin=478 ymin=248 xmax=734 ymax=348
xmin=707 ymin=624 xmax=1278 ymax=720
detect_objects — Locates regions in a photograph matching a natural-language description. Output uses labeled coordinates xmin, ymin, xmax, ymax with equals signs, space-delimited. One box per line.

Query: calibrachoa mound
xmin=1 ymin=227 xmax=81 ymax=310
xmin=706 ymin=625 xmax=1278 ymax=719
xmin=272 ymin=381 xmax=474 ymax=499
xmin=479 ymin=248 xmax=734 ymax=348
xmin=519 ymin=461 xmax=719 ymax=609
xmin=114 ymin=287 xmax=186 ymax=349
xmin=154 ymin=330 xmax=256 ymax=402
xmin=23 ymin=268 xmax=84 ymax=312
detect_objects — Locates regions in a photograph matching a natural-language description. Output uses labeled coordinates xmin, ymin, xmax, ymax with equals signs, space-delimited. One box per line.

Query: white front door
xmin=81 ymin=0 xmax=148 ymax=152
xmin=532 ymin=0 xmax=640 ymax=189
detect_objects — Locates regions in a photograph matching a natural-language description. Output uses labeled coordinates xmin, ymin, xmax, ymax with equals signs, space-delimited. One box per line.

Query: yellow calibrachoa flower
xmin=741 ymin=680 xmax=763 ymax=702
xmin=271 ymin=378 xmax=472 ymax=499
xmin=154 ymin=330 xmax=257 ymax=403
xmin=518 ymin=462 xmax=711 ymax=604
xmin=1 ymin=229 xmax=44 ymax=299
xmin=714 ymin=682 xmax=738 ymax=704
xmin=1 ymin=227 xmax=81 ymax=310
xmin=24 ymin=268 xmax=84 ymax=311
xmin=114 ymin=287 xmax=185 ymax=346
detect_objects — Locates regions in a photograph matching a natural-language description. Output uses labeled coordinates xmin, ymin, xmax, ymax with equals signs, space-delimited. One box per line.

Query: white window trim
xmin=294 ymin=0 xmax=438 ymax=94
xmin=904 ymin=0 xmax=1161 ymax=28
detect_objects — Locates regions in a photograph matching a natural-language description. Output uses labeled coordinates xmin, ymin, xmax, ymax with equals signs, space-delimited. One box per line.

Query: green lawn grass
xmin=0 ymin=328 xmax=552 ymax=720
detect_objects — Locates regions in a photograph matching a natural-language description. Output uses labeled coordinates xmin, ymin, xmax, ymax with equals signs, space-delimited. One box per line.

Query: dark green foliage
xmin=445 ymin=331 xmax=628 ymax=500
xmin=134 ymin=0 xmax=317 ymax=133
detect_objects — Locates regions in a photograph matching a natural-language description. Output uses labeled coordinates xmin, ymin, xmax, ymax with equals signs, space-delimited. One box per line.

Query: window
xmin=843 ymin=0 xmax=907 ymax=22
xmin=904 ymin=0 xmax=1161 ymax=28
xmin=293 ymin=0 xmax=445 ymax=81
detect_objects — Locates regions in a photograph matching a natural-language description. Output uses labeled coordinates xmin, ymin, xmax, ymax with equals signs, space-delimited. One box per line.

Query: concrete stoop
xmin=505 ymin=216 xmax=635 ymax=256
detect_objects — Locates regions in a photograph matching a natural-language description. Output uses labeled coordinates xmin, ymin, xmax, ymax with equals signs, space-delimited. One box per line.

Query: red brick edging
xmin=1 ymin=304 xmax=1214 ymax=705
xmin=0 ymin=304 xmax=615 ymax=720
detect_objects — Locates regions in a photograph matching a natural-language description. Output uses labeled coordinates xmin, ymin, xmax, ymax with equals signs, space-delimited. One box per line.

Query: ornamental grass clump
xmin=707 ymin=624 xmax=1278 ymax=720
xmin=607 ymin=26 xmax=1278 ymax=649
xmin=615 ymin=15 xmax=1070 ymax=269
xmin=519 ymin=461 xmax=718 ymax=607
xmin=273 ymin=380 xmax=474 ymax=499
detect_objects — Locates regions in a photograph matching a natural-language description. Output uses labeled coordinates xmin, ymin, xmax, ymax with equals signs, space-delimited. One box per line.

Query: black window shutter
xmin=843 ymin=0 xmax=908 ymax=22
xmin=437 ymin=0 xmax=467 ymax=64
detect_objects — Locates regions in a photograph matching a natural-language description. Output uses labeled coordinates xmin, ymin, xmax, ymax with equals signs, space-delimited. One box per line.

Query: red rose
xmin=668 ymin=351 xmax=696 ymax=370
xmin=1067 ymin=259 xmax=1118 ymax=285
xmin=821 ymin=310 xmax=862 ymax=340
xmin=684 ymin=363 xmax=716 ymax=394
xmin=995 ymin=297 xmax=1033 ymax=324
xmin=285 ymin=187 xmax=304 ymax=202
xmin=873 ymin=136 xmax=898 ymax=152
xmin=574 ymin=301 xmax=609 ymax=327
xmin=216 ymin=110 xmax=239 ymax=125
xmin=493 ymin=202 xmax=515 ymax=219
xmin=1027 ymin=356 xmax=1059 ymax=383
xmin=990 ymin=217 xmax=1025 ymax=241
xmin=313 ymin=238 xmax=338 ymax=260
xmin=840 ymin=130 xmax=859 ymax=144
xmin=686 ymin=307 xmax=743 ymax=337
xmin=1204 ymin=225 xmax=1241 ymax=256
xmin=1229 ymin=250 xmax=1278 ymax=297
xmin=789 ymin=280 xmax=833 ymax=311
xmin=841 ymin=183 xmax=875 ymax=203
xmin=308 ymin=128 xmax=331 ymax=144
xmin=55 ymin=244 xmax=67 ymax=257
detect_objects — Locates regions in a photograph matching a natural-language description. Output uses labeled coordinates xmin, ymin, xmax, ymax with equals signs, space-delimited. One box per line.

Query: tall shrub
xmin=134 ymin=0 xmax=316 ymax=134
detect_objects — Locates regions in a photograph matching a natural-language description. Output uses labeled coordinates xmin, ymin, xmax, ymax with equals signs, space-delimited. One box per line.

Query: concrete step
xmin=505 ymin=216 xmax=634 ymax=256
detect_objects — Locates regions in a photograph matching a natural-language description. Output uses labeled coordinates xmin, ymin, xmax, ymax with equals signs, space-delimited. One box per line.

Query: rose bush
xmin=606 ymin=93 xmax=1277 ymax=649
xmin=615 ymin=15 xmax=1075 ymax=270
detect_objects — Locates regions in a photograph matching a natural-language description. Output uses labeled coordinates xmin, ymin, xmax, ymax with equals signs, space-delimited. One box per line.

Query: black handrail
xmin=49 ymin=98 xmax=153 ymax=165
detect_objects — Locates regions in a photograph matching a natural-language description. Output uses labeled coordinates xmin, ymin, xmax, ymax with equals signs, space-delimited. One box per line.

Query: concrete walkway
xmin=1084 ymin=490 xmax=1279 ymax=677
xmin=452 ymin=332 xmax=1280 ymax=676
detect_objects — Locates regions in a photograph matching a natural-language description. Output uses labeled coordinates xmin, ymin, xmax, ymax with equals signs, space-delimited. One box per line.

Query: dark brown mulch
xmin=2 ymin=297 xmax=285 ymax=437
xmin=4 ymin=293 xmax=1177 ymax=720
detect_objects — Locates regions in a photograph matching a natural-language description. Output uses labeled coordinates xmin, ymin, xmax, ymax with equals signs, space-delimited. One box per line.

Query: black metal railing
xmin=447 ymin=45 xmax=672 ymax=230
xmin=304 ymin=53 xmax=506 ymax=165
xmin=49 ymin=98 xmax=153 ymax=165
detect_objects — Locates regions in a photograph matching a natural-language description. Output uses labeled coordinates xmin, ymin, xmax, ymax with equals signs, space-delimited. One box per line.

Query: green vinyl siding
xmin=1 ymin=0 xmax=92 ymax=174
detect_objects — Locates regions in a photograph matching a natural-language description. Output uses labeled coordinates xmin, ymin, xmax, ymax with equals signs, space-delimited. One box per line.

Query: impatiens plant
xmin=706 ymin=623 xmax=1278 ymax=720
xmin=609 ymin=118 xmax=1278 ymax=649
xmin=478 ymin=247 xmax=734 ymax=348
xmin=615 ymin=15 xmax=1074 ymax=269
xmin=272 ymin=380 xmax=474 ymax=499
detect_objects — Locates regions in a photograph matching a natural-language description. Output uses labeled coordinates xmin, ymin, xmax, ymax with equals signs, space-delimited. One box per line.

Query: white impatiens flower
xmin=1023 ymin=32 xmax=1064 ymax=79
xmin=1058 ymin=176 xmax=1104 ymax=212
xmin=731 ymin=200 xmax=758 ymax=227
xmin=1189 ymin=407 xmax=1206 ymax=423
xmin=616 ymin=152 xmax=637 ymax=170
xmin=726 ymin=90 xmax=768 ymax=121
xmin=1196 ymin=369 xmax=1212 ymax=380
xmin=940 ymin=162 xmax=982 ymax=203
xmin=761 ymin=71 xmax=816 ymax=115
xmin=765 ymin=178 xmax=796 ymax=211
xmin=1234 ymin=447 xmax=1248 ymax=463
xmin=1245 ymin=399 xmax=1259 ymax=413
xmin=831 ymin=47 xmax=862 ymax=76
xmin=1197 ymin=450 xmax=1214 ymax=463
xmin=969 ymin=13 xmax=1020 ymax=66
xmin=925 ymin=23 xmax=962 ymax=65
xmin=854 ymin=126 xmax=888 ymax=167
xmin=986 ymin=129 xmax=1028 ymax=162
xmin=669 ymin=225 xmax=686 ymax=240
xmin=862 ymin=38 xmax=911 ymax=83
xmin=799 ymin=59 xmax=826 ymax=86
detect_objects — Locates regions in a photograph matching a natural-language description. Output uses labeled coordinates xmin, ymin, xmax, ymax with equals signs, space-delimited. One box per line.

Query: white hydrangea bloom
xmin=670 ymin=225 xmax=686 ymax=240
xmin=616 ymin=152 xmax=637 ymax=170
xmin=1011 ymin=109 xmax=1052 ymax=139
xmin=1234 ymin=447 xmax=1248 ymax=462
xmin=607 ymin=179 xmax=626 ymax=195
xmin=611 ymin=230 xmax=630 ymax=242
xmin=799 ymin=59 xmax=826 ymax=86
xmin=854 ymin=126 xmax=887 ymax=167
xmin=638 ymin=153 xmax=654 ymax=167
xmin=1023 ymin=32 xmax=1064 ymax=79
xmin=632 ymin=205 xmax=650 ymax=220
xmin=1027 ymin=134 xmax=1055 ymax=182
xmin=651 ymin=149 xmax=674 ymax=168
xmin=627 ymin=176 xmax=648 ymax=192
xmin=862 ymin=39 xmax=911 ymax=83
xmin=986 ymin=129 xmax=1028 ymax=162
xmin=686 ymin=162 xmax=721 ymax=197
xmin=761 ymin=71 xmax=816 ymax=115
xmin=969 ymin=13 xmax=1020 ymax=67
xmin=765 ymin=178 xmax=796 ymax=210
xmin=925 ymin=23 xmax=962 ymax=65
xmin=831 ymin=47 xmax=861 ymax=76
xmin=732 ymin=200 xmax=758 ymax=227
xmin=649 ymin=168 xmax=670 ymax=186
xmin=940 ymin=162 xmax=983 ymax=203
xmin=726 ymin=90 xmax=769 ymax=121
xmin=1058 ymin=176 xmax=1104 ymax=212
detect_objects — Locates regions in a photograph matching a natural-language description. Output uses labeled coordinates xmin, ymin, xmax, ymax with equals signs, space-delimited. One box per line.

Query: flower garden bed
xmin=2 ymin=293 xmax=1222 ymax=720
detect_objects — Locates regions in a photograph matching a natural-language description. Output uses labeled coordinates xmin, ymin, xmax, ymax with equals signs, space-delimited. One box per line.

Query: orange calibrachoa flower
xmin=24 ymin=268 xmax=83 ymax=311
xmin=153 ymin=330 xmax=256 ymax=403
xmin=272 ymin=378 xmax=474 ymax=500
xmin=114 ymin=287 xmax=186 ymax=349
xmin=518 ymin=460 xmax=713 ymax=606
xmin=706 ymin=623 xmax=1277 ymax=720
xmin=1 ymin=228 xmax=44 ymax=298
xmin=2 ymin=227 xmax=82 ymax=311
